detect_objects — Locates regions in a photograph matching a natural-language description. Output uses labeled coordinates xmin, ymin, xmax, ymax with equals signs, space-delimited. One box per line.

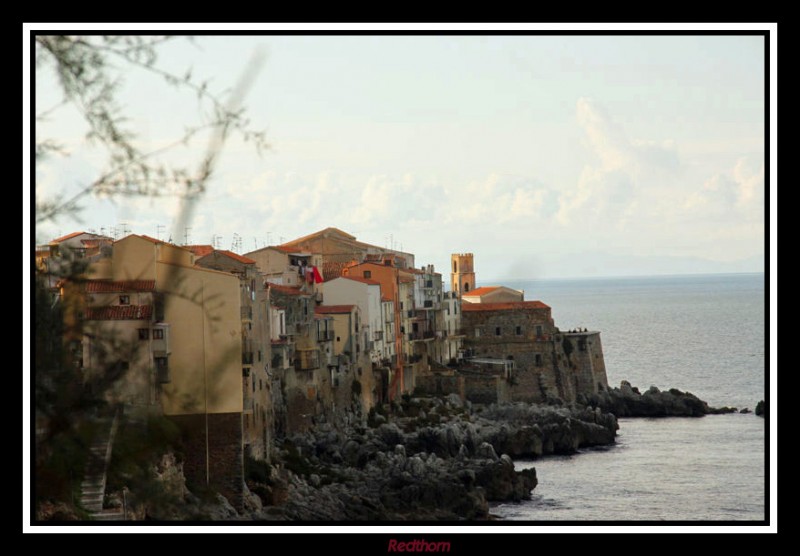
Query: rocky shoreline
xmin=83 ymin=381 xmax=759 ymax=522
xmin=241 ymin=394 xmax=620 ymax=520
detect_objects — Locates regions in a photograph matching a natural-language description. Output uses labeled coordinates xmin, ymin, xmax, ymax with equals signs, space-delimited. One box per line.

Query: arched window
xmin=464 ymin=282 xmax=470 ymax=292
xmin=453 ymin=260 xmax=457 ymax=273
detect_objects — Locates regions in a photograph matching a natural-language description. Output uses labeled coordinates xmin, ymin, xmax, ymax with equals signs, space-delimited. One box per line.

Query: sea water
xmin=491 ymin=273 xmax=767 ymax=521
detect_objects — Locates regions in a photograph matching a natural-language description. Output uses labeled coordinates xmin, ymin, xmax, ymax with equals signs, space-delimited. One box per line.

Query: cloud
xmin=558 ymin=98 xmax=683 ymax=228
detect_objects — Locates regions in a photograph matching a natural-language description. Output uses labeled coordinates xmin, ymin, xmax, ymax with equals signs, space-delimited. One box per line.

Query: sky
xmin=30 ymin=28 xmax=772 ymax=281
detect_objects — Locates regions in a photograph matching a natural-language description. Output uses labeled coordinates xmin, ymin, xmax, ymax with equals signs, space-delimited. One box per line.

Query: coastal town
xmin=33 ymin=226 xmax=620 ymax=519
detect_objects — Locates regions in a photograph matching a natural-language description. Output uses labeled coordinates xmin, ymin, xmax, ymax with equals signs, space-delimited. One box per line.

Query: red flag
xmin=313 ymin=266 xmax=323 ymax=283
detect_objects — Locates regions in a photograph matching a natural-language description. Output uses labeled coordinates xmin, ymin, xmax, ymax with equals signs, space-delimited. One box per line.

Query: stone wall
xmin=169 ymin=412 xmax=243 ymax=511
xmin=463 ymin=374 xmax=509 ymax=405
xmin=414 ymin=374 xmax=465 ymax=398
xmin=460 ymin=306 xmax=608 ymax=403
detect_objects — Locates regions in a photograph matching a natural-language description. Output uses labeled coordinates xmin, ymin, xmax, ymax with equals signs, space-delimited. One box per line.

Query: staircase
xmin=80 ymin=411 xmax=125 ymax=521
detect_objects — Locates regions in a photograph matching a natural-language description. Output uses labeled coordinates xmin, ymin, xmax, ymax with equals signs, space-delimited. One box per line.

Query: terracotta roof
xmin=461 ymin=301 xmax=550 ymax=312
xmin=186 ymin=244 xmax=214 ymax=257
xmin=50 ymin=231 xmax=87 ymax=244
xmin=340 ymin=276 xmax=382 ymax=286
xmin=84 ymin=305 xmax=153 ymax=320
xmin=266 ymin=282 xmax=305 ymax=296
xmin=462 ymin=286 xmax=500 ymax=297
xmin=271 ymin=245 xmax=295 ymax=254
xmin=381 ymin=295 xmax=393 ymax=303
xmin=80 ymin=238 xmax=111 ymax=247
xmin=216 ymin=250 xmax=256 ymax=264
xmin=280 ymin=227 xmax=357 ymax=247
xmin=314 ymin=304 xmax=356 ymax=314
xmin=85 ymin=280 xmax=156 ymax=293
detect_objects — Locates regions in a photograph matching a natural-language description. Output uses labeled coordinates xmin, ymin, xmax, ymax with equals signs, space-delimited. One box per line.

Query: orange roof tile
xmin=280 ymin=227 xmax=357 ymax=247
xmin=186 ymin=245 xmax=215 ymax=257
xmin=85 ymin=280 xmax=156 ymax=293
xmin=50 ymin=231 xmax=87 ymax=243
xmin=84 ymin=305 xmax=153 ymax=320
xmin=462 ymin=286 xmax=500 ymax=297
xmin=461 ymin=301 xmax=550 ymax=312
xmin=216 ymin=250 xmax=256 ymax=264
xmin=314 ymin=305 xmax=356 ymax=314
xmin=267 ymin=282 xmax=306 ymax=296
xmin=271 ymin=244 xmax=295 ymax=254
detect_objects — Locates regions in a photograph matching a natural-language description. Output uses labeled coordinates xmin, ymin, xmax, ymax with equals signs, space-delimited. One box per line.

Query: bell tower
xmin=451 ymin=253 xmax=475 ymax=296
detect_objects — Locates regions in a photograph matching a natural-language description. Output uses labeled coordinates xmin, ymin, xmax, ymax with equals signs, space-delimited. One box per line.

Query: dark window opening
xmin=138 ymin=328 xmax=149 ymax=340
xmin=119 ymin=295 xmax=130 ymax=305
xmin=495 ymin=327 xmax=501 ymax=336
xmin=515 ymin=326 xmax=522 ymax=336
xmin=152 ymin=329 xmax=164 ymax=340
xmin=464 ymin=283 xmax=470 ymax=292
xmin=536 ymin=325 xmax=543 ymax=337
xmin=364 ymin=270 xmax=372 ymax=279
xmin=535 ymin=354 xmax=543 ymax=366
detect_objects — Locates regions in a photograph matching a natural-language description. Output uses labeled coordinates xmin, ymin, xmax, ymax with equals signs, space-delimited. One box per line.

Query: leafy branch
xmin=35 ymin=35 xmax=267 ymax=223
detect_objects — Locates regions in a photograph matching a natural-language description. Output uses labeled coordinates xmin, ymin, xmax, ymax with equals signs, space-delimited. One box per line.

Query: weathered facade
xmin=73 ymin=234 xmax=245 ymax=507
xmin=194 ymin=249 xmax=273 ymax=462
xmin=460 ymin=301 xmax=608 ymax=403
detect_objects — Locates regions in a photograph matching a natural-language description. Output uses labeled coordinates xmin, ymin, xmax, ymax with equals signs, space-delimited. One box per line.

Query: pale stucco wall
xmin=156 ymin=262 xmax=243 ymax=416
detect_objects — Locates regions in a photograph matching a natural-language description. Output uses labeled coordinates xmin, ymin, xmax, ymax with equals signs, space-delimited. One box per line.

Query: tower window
xmin=464 ymin=283 xmax=470 ymax=292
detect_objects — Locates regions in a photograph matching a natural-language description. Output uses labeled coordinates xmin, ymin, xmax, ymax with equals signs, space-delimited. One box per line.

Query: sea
xmin=491 ymin=273 xmax=768 ymax=522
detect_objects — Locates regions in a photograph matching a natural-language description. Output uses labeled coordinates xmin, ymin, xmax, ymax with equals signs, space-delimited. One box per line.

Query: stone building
xmin=460 ymin=301 xmax=608 ymax=404
xmin=450 ymin=253 xmax=475 ymax=295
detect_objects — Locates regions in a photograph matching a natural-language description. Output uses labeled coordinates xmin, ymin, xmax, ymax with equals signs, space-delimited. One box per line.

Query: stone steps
xmin=79 ymin=412 xmax=120 ymax=518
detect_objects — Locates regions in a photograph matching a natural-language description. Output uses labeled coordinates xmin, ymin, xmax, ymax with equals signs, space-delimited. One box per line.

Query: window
xmin=475 ymin=328 xmax=480 ymax=338
xmin=516 ymin=326 xmax=522 ymax=336
xmin=535 ymin=354 xmax=543 ymax=366
xmin=258 ymin=350 xmax=262 ymax=362
xmin=464 ymin=283 xmax=470 ymax=292
xmin=400 ymin=301 xmax=403 ymax=310
xmin=536 ymin=325 xmax=543 ymax=337
xmin=495 ymin=327 xmax=501 ymax=336
xmin=138 ymin=328 xmax=149 ymax=340
xmin=155 ymin=357 xmax=168 ymax=369
xmin=364 ymin=270 xmax=372 ymax=279
xmin=119 ymin=295 xmax=130 ymax=305
xmin=152 ymin=329 xmax=164 ymax=340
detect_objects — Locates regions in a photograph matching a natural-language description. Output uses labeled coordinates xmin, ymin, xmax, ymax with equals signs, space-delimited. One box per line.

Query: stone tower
xmin=451 ymin=253 xmax=476 ymax=296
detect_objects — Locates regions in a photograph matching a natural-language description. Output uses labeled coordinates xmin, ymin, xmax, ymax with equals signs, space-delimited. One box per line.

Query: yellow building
xmin=79 ymin=234 xmax=245 ymax=508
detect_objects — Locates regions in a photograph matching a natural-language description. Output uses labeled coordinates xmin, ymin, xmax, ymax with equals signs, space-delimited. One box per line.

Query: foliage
xmin=33 ymin=34 xmax=267 ymax=516
xmin=35 ymin=35 xmax=267 ymax=224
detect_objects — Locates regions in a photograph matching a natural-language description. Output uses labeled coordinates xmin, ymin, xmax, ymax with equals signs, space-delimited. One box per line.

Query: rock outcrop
xmin=239 ymin=397 xmax=618 ymax=520
xmin=583 ymin=381 xmax=732 ymax=417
